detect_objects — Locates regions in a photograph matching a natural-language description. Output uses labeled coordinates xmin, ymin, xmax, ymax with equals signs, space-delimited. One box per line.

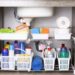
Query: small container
xmin=40 ymin=28 xmax=49 ymax=34
xmin=31 ymin=28 xmax=40 ymax=34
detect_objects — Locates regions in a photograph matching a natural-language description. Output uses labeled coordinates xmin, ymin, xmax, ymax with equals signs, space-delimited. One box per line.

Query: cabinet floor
xmin=0 ymin=72 xmax=73 ymax=75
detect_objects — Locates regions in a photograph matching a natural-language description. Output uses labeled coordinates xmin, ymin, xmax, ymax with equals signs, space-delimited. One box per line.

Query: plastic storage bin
xmin=54 ymin=29 xmax=71 ymax=40
xmin=32 ymin=34 xmax=49 ymax=40
xmin=0 ymin=33 xmax=29 ymax=40
xmin=1 ymin=56 xmax=15 ymax=70
xmin=16 ymin=55 xmax=32 ymax=71
xmin=43 ymin=51 xmax=56 ymax=71
xmin=31 ymin=28 xmax=49 ymax=40
xmin=57 ymin=51 xmax=71 ymax=71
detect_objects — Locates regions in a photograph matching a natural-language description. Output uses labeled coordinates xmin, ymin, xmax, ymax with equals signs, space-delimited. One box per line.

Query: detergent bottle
xmin=59 ymin=44 xmax=69 ymax=58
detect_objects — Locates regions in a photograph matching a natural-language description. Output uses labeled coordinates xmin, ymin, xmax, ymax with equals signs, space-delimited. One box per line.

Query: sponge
xmin=31 ymin=28 xmax=40 ymax=34
xmin=40 ymin=28 xmax=49 ymax=34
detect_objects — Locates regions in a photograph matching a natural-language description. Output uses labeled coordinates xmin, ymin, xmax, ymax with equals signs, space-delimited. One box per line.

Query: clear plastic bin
xmin=16 ymin=55 xmax=32 ymax=71
xmin=31 ymin=34 xmax=49 ymax=40
xmin=1 ymin=56 xmax=15 ymax=70
xmin=57 ymin=51 xmax=71 ymax=71
xmin=43 ymin=50 xmax=56 ymax=71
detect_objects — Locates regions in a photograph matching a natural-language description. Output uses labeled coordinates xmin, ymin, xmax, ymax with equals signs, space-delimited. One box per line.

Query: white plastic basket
xmin=16 ymin=55 xmax=32 ymax=71
xmin=0 ymin=33 xmax=28 ymax=40
xmin=43 ymin=50 xmax=56 ymax=71
xmin=54 ymin=29 xmax=71 ymax=40
xmin=57 ymin=51 xmax=71 ymax=71
xmin=32 ymin=34 xmax=49 ymax=40
xmin=1 ymin=56 xmax=15 ymax=70
xmin=44 ymin=58 xmax=55 ymax=71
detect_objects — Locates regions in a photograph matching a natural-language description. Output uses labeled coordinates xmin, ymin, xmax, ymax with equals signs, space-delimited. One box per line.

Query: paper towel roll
xmin=56 ymin=17 xmax=71 ymax=28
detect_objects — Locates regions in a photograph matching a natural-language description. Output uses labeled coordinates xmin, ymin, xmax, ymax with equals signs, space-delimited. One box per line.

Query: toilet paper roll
xmin=56 ymin=17 xmax=71 ymax=28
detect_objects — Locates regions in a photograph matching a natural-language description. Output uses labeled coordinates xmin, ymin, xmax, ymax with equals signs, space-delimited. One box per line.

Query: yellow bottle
xmin=4 ymin=42 xmax=10 ymax=49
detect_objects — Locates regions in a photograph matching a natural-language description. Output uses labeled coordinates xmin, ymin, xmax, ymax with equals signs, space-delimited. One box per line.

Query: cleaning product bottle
xmin=9 ymin=44 xmax=15 ymax=69
xmin=19 ymin=42 xmax=25 ymax=54
xmin=9 ymin=44 xmax=14 ymax=56
xmin=4 ymin=41 xmax=10 ymax=49
xmin=14 ymin=41 xmax=19 ymax=54
xmin=44 ymin=40 xmax=55 ymax=58
xmin=59 ymin=44 xmax=69 ymax=58
xmin=47 ymin=48 xmax=53 ymax=58
xmin=32 ymin=56 xmax=44 ymax=71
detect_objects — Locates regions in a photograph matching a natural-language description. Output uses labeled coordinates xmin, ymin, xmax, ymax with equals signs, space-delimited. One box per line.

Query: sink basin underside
xmin=0 ymin=0 xmax=75 ymax=7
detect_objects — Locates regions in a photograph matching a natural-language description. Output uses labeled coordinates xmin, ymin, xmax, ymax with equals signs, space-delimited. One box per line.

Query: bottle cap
xmin=14 ymin=40 xmax=18 ymax=44
xmin=6 ymin=41 xmax=10 ymax=44
xmin=48 ymin=48 xmax=52 ymax=51
xmin=61 ymin=44 xmax=65 ymax=47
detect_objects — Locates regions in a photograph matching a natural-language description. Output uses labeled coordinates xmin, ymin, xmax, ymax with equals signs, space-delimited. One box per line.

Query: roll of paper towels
xmin=56 ymin=17 xmax=71 ymax=28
